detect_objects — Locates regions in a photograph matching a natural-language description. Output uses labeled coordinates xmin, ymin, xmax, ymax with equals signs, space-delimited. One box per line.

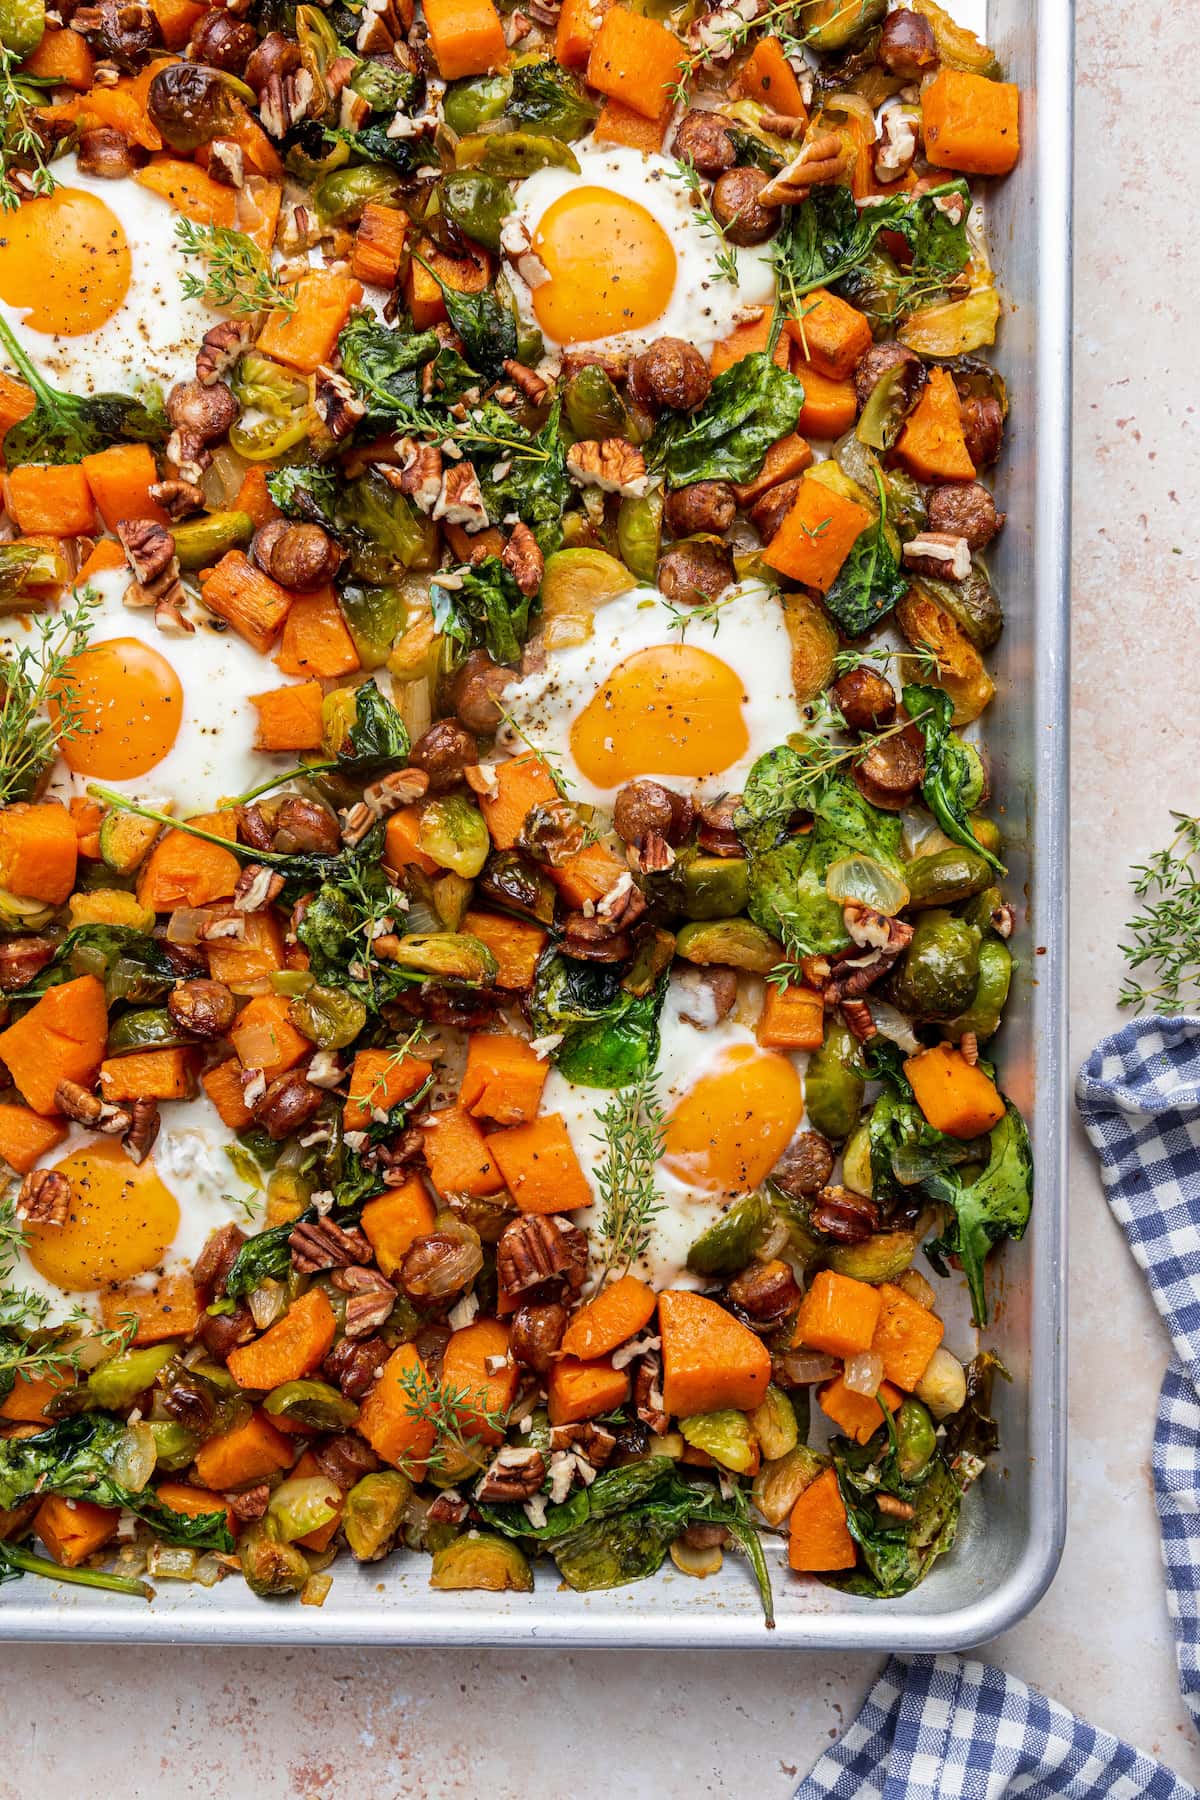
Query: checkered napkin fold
xmin=792 ymin=1015 xmax=1200 ymax=1797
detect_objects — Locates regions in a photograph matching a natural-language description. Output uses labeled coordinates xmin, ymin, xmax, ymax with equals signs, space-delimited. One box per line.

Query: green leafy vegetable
xmin=903 ymin=683 xmax=1004 ymax=874
xmin=0 ymin=315 xmax=165 ymax=466
xmin=507 ymin=58 xmax=596 ymax=139
xmin=823 ymin=470 xmax=908 ymax=637
xmin=0 ymin=1416 xmax=233 ymax=1550
xmin=336 ymin=316 xmax=442 ymax=415
xmin=9 ymin=921 xmax=178 ymax=1004
xmin=650 ymin=353 xmax=804 ymax=488
xmin=830 ymin=1429 xmax=963 ymax=1599
xmin=433 ymin=556 xmax=532 ymax=666
xmin=336 ymin=678 xmax=410 ymax=773
xmin=415 ymin=254 xmax=517 ymax=380
xmin=529 ymin=952 xmax=666 ymax=1087
xmin=773 ymin=181 xmax=972 ymax=315
xmin=923 ymin=1104 xmax=1033 ymax=1325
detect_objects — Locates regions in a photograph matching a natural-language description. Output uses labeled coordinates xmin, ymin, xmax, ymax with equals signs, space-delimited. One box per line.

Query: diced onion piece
xmin=166 ymin=907 xmax=209 ymax=946
xmin=826 ymin=853 xmax=910 ymax=918
xmin=774 ymin=1350 xmax=838 ymax=1386
xmin=147 ymin=1543 xmax=199 ymax=1582
xmin=870 ymin=999 xmax=922 ymax=1055
xmin=248 ymin=1279 xmax=287 ymax=1331
xmin=914 ymin=1347 xmax=967 ymax=1419
xmin=113 ymin=1421 xmax=157 ymax=1494
xmin=302 ymin=1572 xmax=334 ymax=1607
xmin=843 ymin=1349 xmax=885 ymax=1397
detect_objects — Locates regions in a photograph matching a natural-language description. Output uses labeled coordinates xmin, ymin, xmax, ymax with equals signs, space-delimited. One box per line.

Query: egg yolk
xmin=662 ymin=1045 xmax=804 ymax=1196
xmin=0 ymin=187 xmax=131 ymax=334
xmin=23 ymin=1140 xmax=181 ymax=1292
xmin=50 ymin=637 xmax=184 ymax=780
xmin=531 ymin=187 xmax=677 ymax=343
xmin=570 ymin=643 xmax=749 ymax=787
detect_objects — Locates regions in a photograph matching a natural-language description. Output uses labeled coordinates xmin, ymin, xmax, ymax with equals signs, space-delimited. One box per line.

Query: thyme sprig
xmin=386 ymin=401 xmax=553 ymax=464
xmin=1 ymin=1190 xmax=135 ymax=1389
xmin=494 ymin=701 xmax=576 ymax=802
xmin=395 ymin=1362 xmax=512 ymax=1477
xmin=671 ymin=156 xmax=739 ymax=285
xmin=670 ymin=0 xmax=870 ymax=104
xmin=1119 ymin=813 xmax=1200 ymax=1014
xmin=0 ymin=589 xmax=97 ymax=805
xmin=664 ymin=589 xmax=740 ymax=638
xmin=0 ymin=1540 xmax=151 ymax=1598
xmin=830 ymin=643 xmax=942 ymax=681
xmin=0 ymin=47 xmax=56 ymax=211
xmin=592 ymin=1071 xmax=665 ymax=1284
xmin=175 ymin=220 xmax=296 ymax=317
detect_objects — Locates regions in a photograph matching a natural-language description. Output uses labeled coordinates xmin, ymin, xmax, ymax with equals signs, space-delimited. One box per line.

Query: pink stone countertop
xmin=4 ymin=3 xmax=1199 ymax=1793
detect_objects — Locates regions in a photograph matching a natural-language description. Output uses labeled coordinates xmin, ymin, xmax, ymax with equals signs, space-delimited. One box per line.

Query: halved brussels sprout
xmin=100 ymin=808 xmax=163 ymax=875
xmin=911 ymin=0 xmax=1001 ymax=73
xmin=239 ymin=1521 xmax=310 ymax=1596
xmin=268 ymin=1474 xmax=341 ymax=1543
xmin=314 ymin=163 xmax=404 ymax=226
xmin=749 ymin=1385 xmax=799 ymax=1461
xmin=914 ymin=1347 xmax=967 ymax=1419
xmin=429 ymin=1532 xmax=534 ymax=1591
xmin=891 ymin=910 xmax=981 ymax=1022
xmin=798 ymin=0 xmax=885 ymax=48
xmin=418 ymin=793 xmax=490 ymax=878
xmin=906 ymin=846 xmax=993 ymax=910
xmin=686 ymin=1191 xmax=769 ymax=1276
xmin=751 ymin=1444 xmax=825 ymax=1526
xmin=780 ymin=590 xmax=839 ymax=704
xmin=563 ymin=365 xmax=633 ymax=443
xmin=148 ymin=63 xmax=250 ymax=152
xmin=148 ymin=1419 xmax=199 ymax=1472
xmin=801 ymin=1019 xmax=864 ymax=1142
xmin=919 ymin=570 xmax=1002 ymax=654
xmin=288 ymin=984 xmax=368 ymax=1050
xmin=344 ymin=1470 xmax=413 ymax=1561
xmin=943 ymin=936 xmax=1012 ymax=1043
xmin=443 ymin=70 xmax=512 ymax=135
xmin=264 ymin=1379 xmax=359 ymax=1431
xmin=825 ymin=1229 xmax=920 ymax=1283
xmin=539 ymin=547 xmax=634 ymax=644
xmin=898 ymin=288 xmax=1002 ymax=358
xmin=339 ymin=581 xmax=411 ymax=671
xmin=171 ymin=510 xmax=253 ymax=570
xmin=477 ymin=851 xmax=557 ymax=925
xmin=0 ymin=538 xmax=69 ymax=597
xmin=0 ymin=889 xmax=53 ymax=932
xmin=894 ymin=1397 xmax=938 ymax=1478
xmin=840 ymin=1121 xmax=873 ymax=1199
xmin=682 ymin=855 xmax=749 ymax=921
xmin=621 ymin=925 xmax=675 ymax=998
xmin=0 ymin=0 xmax=44 ymax=58
xmin=229 ymin=355 xmax=311 ymax=463
xmin=616 ymin=491 xmax=662 ymax=582
xmin=441 ymin=170 xmax=513 ymax=253
xmin=675 ymin=917 xmax=784 ymax=975
xmin=433 ymin=870 xmax=474 ymax=931
xmin=295 ymin=3 xmax=339 ymax=113
xmin=379 ymin=932 xmax=497 ymax=983
xmin=454 ymin=130 xmax=580 ymax=177
xmin=669 ymin=1537 xmax=723 ymax=1579
xmin=106 ymin=1007 xmax=189 ymax=1054
xmin=87 ymin=1342 xmax=176 ymax=1410
xmin=896 ymin=587 xmax=995 ymax=726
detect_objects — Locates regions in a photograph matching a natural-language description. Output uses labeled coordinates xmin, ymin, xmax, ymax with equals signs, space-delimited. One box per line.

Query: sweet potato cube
xmin=193 ymin=1411 xmax=295 ymax=1489
xmin=460 ymin=910 xmax=548 ymax=991
xmin=343 ymin=1048 xmax=433 ymax=1130
xmin=35 ymin=1494 xmax=119 ymax=1567
xmin=757 ymin=983 xmax=825 ymax=1051
xmin=818 ymin=1374 xmax=902 ymax=1446
xmin=548 ymin=1355 xmax=629 ymax=1425
xmin=424 ymin=1104 xmax=505 ymax=1196
xmin=357 ymin=1343 xmax=437 ymax=1474
xmin=423 ymin=0 xmax=507 ymax=78
xmin=257 ymin=270 xmax=364 ymax=375
xmin=785 ymin=288 xmax=872 ymax=381
xmin=922 ymin=67 xmax=1020 ymax=176
xmin=0 ymin=974 xmax=108 ymax=1116
xmin=895 ymin=366 xmax=977 ymax=483
xmin=903 ymin=1043 xmax=1005 ymax=1139
xmin=442 ymin=1317 xmax=518 ymax=1444
xmin=870 ymin=1282 xmax=946 ymax=1391
xmin=229 ymin=993 xmax=309 ymax=1079
xmin=99 ymin=1271 xmax=201 ymax=1344
xmin=478 ymin=751 xmax=559 ymax=849
xmin=761 ymin=473 xmax=872 ymax=591
xmin=788 ymin=1466 xmax=855 ymax=1572
xmin=460 ymin=1032 xmax=549 ymax=1126
xmin=792 ymin=1269 xmax=882 ymax=1359
xmin=560 ymin=1273 xmax=656 ymax=1361
xmin=250 ymin=680 xmax=326 ymax=751
xmin=361 ymin=1175 xmax=438 ymax=1277
xmin=658 ymin=1289 xmax=771 ymax=1417
xmin=586 ymin=7 xmax=684 ymax=121
xmin=486 ymin=1114 xmax=592 ymax=1214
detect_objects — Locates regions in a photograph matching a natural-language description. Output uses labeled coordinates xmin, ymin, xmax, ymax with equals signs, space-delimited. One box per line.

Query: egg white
xmin=0 ymin=156 xmax=218 ymax=399
xmin=545 ymin=972 xmax=811 ymax=1289
xmin=10 ymin=1094 xmax=262 ymax=1328
xmin=0 ymin=565 xmax=274 ymax=817
xmin=499 ymin=577 xmax=805 ymax=811
xmin=508 ymin=141 xmax=776 ymax=363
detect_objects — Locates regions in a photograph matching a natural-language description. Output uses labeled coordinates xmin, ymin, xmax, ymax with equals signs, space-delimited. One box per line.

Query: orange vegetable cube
xmin=785 ymin=289 xmax=872 ymax=381
xmin=136 ymin=810 xmax=241 ymax=911
xmin=732 ymin=431 xmax=813 ymax=507
xmin=460 ymin=910 xmax=548 ymax=992
xmin=403 ymin=237 xmax=491 ymax=331
xmin=257 ymin=271 xmax=364 ymax=374
xmin=788 ymin=1466 xmax=855 ymax=1572
xmin=250 ymin=680 xmax=326 ymax=752
xmin=99 ymin=1271 xmax=201 ymax=1344
xmin=792 ymin=1269 xmax=882 ymax=1359
xmin=149 ymin=0 xmax=205 ymax=47
xmin=710 ymin=308 xmax=791 ymax=377
xmin=134 ymin=157 xmax=236 ymax=225
xmin=895 ymin=366 xmax=977 ymax=483
xmin=274 ymin=587 xmax=360 ymax=679
xmin=0 ymin=1367 xmax=72 ymax=1423
xmin=486 ymin=1114 xmax=592 ymax=1214
xmin=5 ymin=465 xmax=96 ymax=536
xmin=922 ymin=67 xmax=1020 ymax=176
xmin=0 ymin=368 xmax=34 ymax=435
xmin=384 ymin=805 xmax=440 ymax=877
xmin=423 ymin=0 xmax=507 ymax=78
xmin=154 ymin=1482 xmax=236 ymax=1539
xmin=658 ymin=1289 xmax=771 ymax=1417
xmin=343 ymin=1048 xmax=434 ymax=1131
xmin=548 ymin=1355 xmax=629 ymax=1425
xmin=0 ymin=974 xmax=108 ymax=1116
xmin=761 ymin=473 xmax=872 ymax=591
xmin=903 ymin=1043 xmax=1005 ymax=1139
xmin=560 ymin=1273 xmax=656 ymax=1361
xmin=424 ymin=1103 xmax=505 ymax=1197
xmin=757 ymin=983 xmax=825 ymax=1051
xmin=478 ymin=751 xmax=559 ymax=849
xmin=35 ymin=1495 xmax=119 ymax=1567
xmin=361 ymin=1175 xmax=438 ymax=1277
xmin=81 ymin=443 xmax=169 ymax=531
xmin=352 ymin=202 xmax=409 ymax=287
xmin=201 ymin=1058 xmax=253 ymax=1129
xmin=818 ymin=1373 xmax=902 ymax=1446
xmin=734 ymin=36 xmax=806 ymax=119
xmin=556 ymin=0 xmax=610 ymax=68
xmin=460 ymin=1032 xmax=549 ymax=1126
xmin=442 ymin=1317 xmax=517 ymax=1444
xmin=227 ymin=1288 xmax=338 ymax=1390
xmin=586 ymin=7 xmax=684 ymax=121
xmin=199 ymin=549 xmax=294 ymax=653
xmin=357 ymin=1343 xmax=437 ymax=1474
xmin=871 ymin=1282 xmax=946 ymax=1391
xmin=0 ymin=1103 xmax=67 ymax=1175
xmin=229 ymin=993 xmax=310 ymax=1078
xmin=550 ymin=840 xmax=627 ymax=910
xmin=194 ymin=1411 xmax=295 ymax=1490
xmin=21 ymin=26 xmax=94 ymax=88
xmin=593 ymin=96 xmax=668 ymax=151
xmin=0 ymin=801 xmax=78 ymax=903
xmin=99 ymin=1047 xmax=195 ymax=1102
xmin=792 ymin=358 xmax=858 ymax=440
xmin=204 ymin=908 xmax=286 ymax=996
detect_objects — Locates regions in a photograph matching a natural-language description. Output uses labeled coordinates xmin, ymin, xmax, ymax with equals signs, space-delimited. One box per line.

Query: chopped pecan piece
xmin=433 ymin=460 xmax=489 ymax=531
xmin=840 ymin=998 xmax=877 ymax=1042
xmin=196 ymin=319 xmax=253 ymax=387
xmin=427 ymin=1492 xmax=469 ymax=1525
xmin=475 ymin=1446 xmax=547 ymax=1502
xmin=16 ymin=1169 xmax=70 ymax=1225
xmin=332 ymin=1266 xmax=397 ymax=1338
xmin=496 ymin=1214 xmax=586 ymax=1303
xmin=501 ymin=520 xmax=544 ymax=596
xmin=501 ymin=358 xmax=547 ymax=403
xmin=566 ymin=437 xmax=648 ymax=497
xmin=227 ymin=1484 xmax=270 ymax=1522
xmin=902 ymin=531 xmax=972 ymax=581
xmin=633 ymin=1348 xmax=667 ymax=1435
xmin=548 ymin=1421 xmax=616 ymax=1468
xmin=233 ymin=863 xmax=285 ymax=912
xmin=314 ymin=364 xmax=365 ymax=440
xmin=258 ymin=64 xmax=317 ymax=137
xmin=148 ymin=478 xmax=205 ymax=520
xmin=290 ymin=1216 xmax=373 ymax=1273
xmin=759 ymin=131 xmax=855 ymax=207
xmin=397 ymin=439 xmax=442 ymax=513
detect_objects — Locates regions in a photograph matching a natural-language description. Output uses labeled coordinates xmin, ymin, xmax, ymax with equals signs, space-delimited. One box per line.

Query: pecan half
xmin=549 ymin=1421 xmax=616 ymax=1468
xmin=290 ymin=1216 xmax=373 ymax=1273
xmin=16 ymin=1169 xmax=70 ymax=1225
xmin=497 ymin=1214 xmax=587 ymax=1302
xmin=118 ymin=517 xmax=175 ymax=586
xmin=840 ymin=998 xmax=877 ymax=1042
xmin=148 ymin=478 xmax=205 ymax=520
xmin=475 ymin=1446 xmax=547 ymax=1502
xmin=397 ymin=439 xmax=442 ymax=513
xmin=433 ymin=460 xmax=489 ymax=531
xmin=566 ymin=438 xmax=649 ymax=498
xmin=196 ymin=319 xmax=253 ymax=387
xmin=323 ymin=1334 xmax=390 ymax=1399
xmin=759 ymin=131 xmax=856 ymax=208
xmin=314 ymin=364 xmax=365 ymax=440
xmin=228 ymin=1484 xmax=270 ymax=1522
xmin=332 ymin=1266 xmax=397 ymax=1337
xmin=501 ymin=358 xmax=547 ymax=403
xmin=501 ymin=520 xmax=544 ymax=596
xmin=233 ymin=863 xmax=285 ymax=912
xmin=123 ymin=1098 xmax=161 ymax=1165
xmin=53 ymin=1078 xmax=103 ymax=1125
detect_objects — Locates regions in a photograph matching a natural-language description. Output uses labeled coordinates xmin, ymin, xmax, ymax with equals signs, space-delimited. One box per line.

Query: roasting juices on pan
xmin=0 ymin=0 xmax=1022 ymax=1612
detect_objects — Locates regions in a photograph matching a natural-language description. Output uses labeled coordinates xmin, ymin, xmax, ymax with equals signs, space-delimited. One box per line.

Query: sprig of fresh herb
xmin=830 ymin=643 xmax=941 ymax=681
xmin=395 ymin=1362 xmax=511 ymax=1477
xmin=592 ymin=1071 xmax=665 ymax=1283
xmin=663 ymin=589 xmax=740 ymax=638
xmin=1 ymin=1189 xmax=135 ymax=1391
xmin=0 ymin=589 xmax=97 ymax=804
xmin=175 ymin=220 xmax=296 ymax=317
xmin=1119 ymin=813 xmax=1200 ymax=1014
xmin=0 ymin=47 xmax=56 ymax=211
xmin=671 ymin=156 xmax=739 ymax=285
xmin=495 ymin=701 xmax=577 ymax=803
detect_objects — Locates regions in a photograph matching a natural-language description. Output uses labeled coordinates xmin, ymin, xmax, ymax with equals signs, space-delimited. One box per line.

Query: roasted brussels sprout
xmin=686 ymin=1191 xmax=769 ymax=1275
xmin=314 ymin=162 xmax=404 ymax=226
xmin=943 ymin=937 xmax=1013 ymax=1042
xmin=825 ymin=1230 xmax=920 ymax=1283
xmin=148 ymin=63 xmax=249 ymax=151
xmin=798 ymin=0 xmax=885 ymax=48
xmin=288 ymin=984 xmax=368 ymax=1050
xmin=906 ymin=845 xmax=994 ymax=909
xmin=344 ymin=1470 xmax=412 ymax=1561
xmin=674 ymin=917 xmax=783 ymax=975
xmin=441 ymin=170 xmax=513 ymax=252
xmin=804 ymin=1019 xmax=865 ymax=1142
xmin=170 ymin=510 xmax=254 ymax=569
xmin=563 ymin=364 xmax=633 ymax=443
xmin=379 ymin=932 xmax=497 ymax=983
xmin=429 ymin=1532 xmax=534 ymax=1591
xmin=477 ymin=851 xmax=557 ymax=925
xmin=751 ymin=1444 xmax=824 ymax=1526
xmin=87 ymin=1343 xmax=176 ymax=1410
xmin=238 ymin=1521 xmax=310 ymax=1596
xmin=679 ymin=1408 xmax=756 ymax=1473
xmin=442 ymin=69 xmax=511 ymax=134
xmin=267 ymin=1474 xmax=341 ymax=1543
xmin=338 ymin=582 xmax=410 ymax=671
xmin=418 ymin=794 xmax=490 ymax=878
xmin=229 ymin=355 xmax=310 ymax=463
xmin=616 ymin=491 xmax=663 ymax=583
xmin=890 ymin=909 xmax=981 ymax=1021
xmin=681 ymin=855 xmax=750 ymax=920
xmin=894 ymin=1398 xmax=937 ymax=1479
xmin=749 ymin=1385 xmax=799 ymax=1461
xmin=263 ymin=1379 xmax=359 ymax=1430
xmin=455 ymin=130 xmax=580 ymax=177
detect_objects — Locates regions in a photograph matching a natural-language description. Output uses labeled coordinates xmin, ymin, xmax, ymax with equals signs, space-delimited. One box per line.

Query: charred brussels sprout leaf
xmin=829 ymin=1439 xmax=963 ymax=1598
xmin=686 ymin=1191 xmax=769 ymax=1275
xmin=432 ymin=556 xmax=532 ymax=666
xmin=941 ymin=1350 xmax=1008 ymax=1471
xmin=0 ymin=317 xmax=166 ymax=466
xmin=338 ymin=468 xmax=437 ymax=578
xmin=823 ymin=473 xmax=908 ymax=637
xmin=350 ymin=57 xmax=419 ymax=114
xmin=9 ymin=923 xmax=177 ymax=1004
xmin=507 ymin=59 xmax=597 ymax=140
xmin=0 ymin=1416 xmax=233 ymax=1551
xmin=923 ymin=1103 xmax=1033 ymax=1326
xmin=528 ymin=951 xmax=665 ymax=1087
xmin=903 ymin=683 xmax=1005 ymax=874
xmin=650 ymin=353 xmax=804 ymax=488
xmin=266 ymin=462 xmax=339 ymax=529
xmin=336 ymin=678 xmax=410 ymax=773
xmin=337 ymin=317 xmax=442 ymax=415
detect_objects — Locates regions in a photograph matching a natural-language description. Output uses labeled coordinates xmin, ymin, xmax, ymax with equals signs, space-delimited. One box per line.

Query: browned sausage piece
xmin=750 ymin=477 xmax=803 ymax=544
xmin=927 ymin=481 xmax=1005 ymax=549
xmin=853 ymin=342 xmax=925 ymax=411
xmin=832 ymin=666 xmax=897 ymax=733
xmin=663 ymin=481 xmax=736 ymax=538
xmin=959 ymin=395 xmax=1005 ymax=468
xmin=852 ymin=725 xmax=926 ymax=810
xmin=878 ymin=8 xmax=938 ymax=76
xmin=672 ymin=108 xmax=736 ymax=175
xmin=612 ymin=779 xmax=685 ymax=845
xmin=656 ymin=539 xmax=735 ymax=605
xmin=77 ymin=127 xmax=140 ymax=179
xmin=188 ymin=9 xmax=257 ymax=69
xmin=627 ymin=337 xmax=712 ymax=414
xmin=711 ymin=167 xmax=778 ymax=245
xmin=771 ymin=1131 xmax=835 ymax=1199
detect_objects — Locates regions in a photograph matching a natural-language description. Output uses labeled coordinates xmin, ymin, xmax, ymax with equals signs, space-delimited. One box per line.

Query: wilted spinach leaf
xmin=479 ymin=396 xmax=569 ymax=553
xmin=529 ymin=952 xmax=666 ymax=1087
xmin=650 ymin=353 xmax=804 ymax=488
xmin=338 ymin=678 xmax=410 ymax=773
xmin=0 ymin=317 xmax=166 ymax=467
xmin=823 ymin=472 xmax=908 ymax=636
xmin=414 ymin=255 xmax=517 ymax=380
xmin=772 ymin=180 xmax=971 ymax=312
xmin=432 ymin=555 xmax=532 ymax=666
xmin=337 ymin=316 xmax=442 ymax=415
xmin=903 ymin=683 xmax=1005 ymax=874
xmin=923 ymin=1103 xmax=1033 ymax=1326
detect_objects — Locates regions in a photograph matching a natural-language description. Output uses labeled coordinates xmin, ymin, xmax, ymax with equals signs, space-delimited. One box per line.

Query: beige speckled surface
xmin=4 ymin=4 xmax=1199 ymax=1793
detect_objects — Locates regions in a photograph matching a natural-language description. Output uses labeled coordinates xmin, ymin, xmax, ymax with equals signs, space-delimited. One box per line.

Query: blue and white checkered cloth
xmin=793 ymin=1016 xmax=1200 ymax=1797
xmin=795 ymin=1656 xmax=1193 ymax=1799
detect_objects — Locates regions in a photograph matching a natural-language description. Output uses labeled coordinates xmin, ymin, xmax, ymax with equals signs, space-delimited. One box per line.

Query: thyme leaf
xmin=0 ymin=588 xmax=97 ymax=804
xmin=592 ymin=1071 xmax=665 ymax=1283
xmin=1119 ymin=813 xmax=1200 ymax=1014
xmin=175 ymin=220 xmax=296 ymax=317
